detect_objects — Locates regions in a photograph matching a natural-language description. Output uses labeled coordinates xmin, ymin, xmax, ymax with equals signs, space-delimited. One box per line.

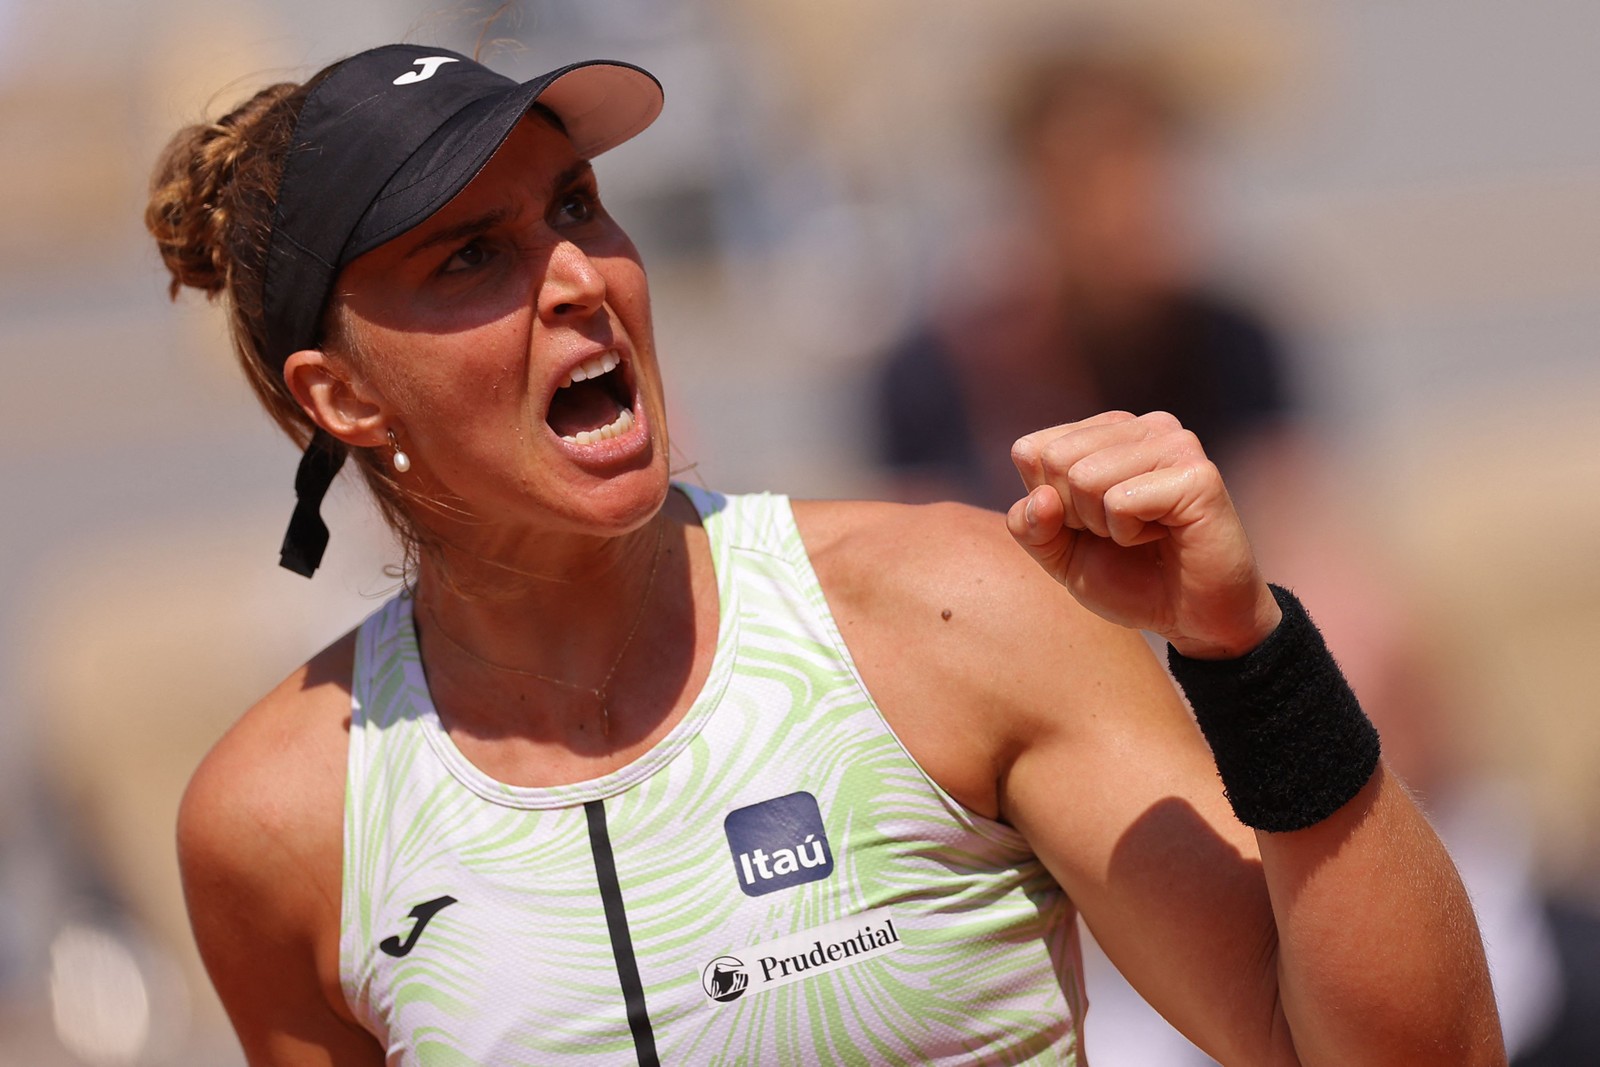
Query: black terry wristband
xmin=1167 ymin=584 xmax=1381 ymax=833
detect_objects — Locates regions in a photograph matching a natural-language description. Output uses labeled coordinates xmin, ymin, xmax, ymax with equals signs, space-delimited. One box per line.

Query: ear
xmin=283 ymin=349 xmax=389 ymax=448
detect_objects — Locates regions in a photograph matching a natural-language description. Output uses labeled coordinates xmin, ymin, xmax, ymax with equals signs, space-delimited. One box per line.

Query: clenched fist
xmin=1007 ymin=411 xmax=1282 ymax=660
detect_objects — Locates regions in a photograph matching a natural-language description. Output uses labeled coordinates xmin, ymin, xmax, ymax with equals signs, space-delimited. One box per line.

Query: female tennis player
xmin=147 ymin=43 xmax=1504 ymax=1066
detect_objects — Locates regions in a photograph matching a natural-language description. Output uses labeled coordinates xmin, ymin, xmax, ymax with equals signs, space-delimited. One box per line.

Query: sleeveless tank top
xmin=341 ymin=486 xmax=1086 ymax=1065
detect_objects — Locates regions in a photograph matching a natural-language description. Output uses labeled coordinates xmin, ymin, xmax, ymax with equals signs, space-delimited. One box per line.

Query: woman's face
xmin=333 ymin=114 xmax=669 ymax=544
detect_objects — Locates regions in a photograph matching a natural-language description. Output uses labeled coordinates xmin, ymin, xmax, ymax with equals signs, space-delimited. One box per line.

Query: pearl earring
xmin=387 ymin=429 xmax=411 ymax=473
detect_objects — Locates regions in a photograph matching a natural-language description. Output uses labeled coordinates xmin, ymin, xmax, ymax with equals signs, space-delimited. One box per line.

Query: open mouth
xmin=546 ymin=351 xmax=635 ymax=444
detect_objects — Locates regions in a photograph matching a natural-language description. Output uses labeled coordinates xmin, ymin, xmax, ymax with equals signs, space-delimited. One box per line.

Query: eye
xmin=554 ymin=189 xmax=598 ymax=225
xmin=440 ymin=239 xmax=493 ymax=274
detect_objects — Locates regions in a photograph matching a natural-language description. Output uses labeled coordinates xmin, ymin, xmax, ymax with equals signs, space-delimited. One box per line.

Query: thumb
xmin=1007 ymin=485 xmax=1077 ymax=576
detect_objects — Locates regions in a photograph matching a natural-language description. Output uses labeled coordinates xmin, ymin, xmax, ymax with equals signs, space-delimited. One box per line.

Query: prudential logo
xmin=700 ymin=908 xmax=905 ymax=1004
xmin=701 ymin=956 xmax=749 ymax=1002
xmin=723 ymin=791 xmax=834 ymax=897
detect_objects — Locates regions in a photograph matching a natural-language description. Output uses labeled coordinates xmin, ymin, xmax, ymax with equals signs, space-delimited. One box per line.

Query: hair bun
xmin=145 ymin=82 xmax=300 ymax=301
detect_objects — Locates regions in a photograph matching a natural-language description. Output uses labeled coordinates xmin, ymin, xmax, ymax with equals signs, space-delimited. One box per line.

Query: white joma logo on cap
xmin=393 ymin=56 xmax=459 ymax=85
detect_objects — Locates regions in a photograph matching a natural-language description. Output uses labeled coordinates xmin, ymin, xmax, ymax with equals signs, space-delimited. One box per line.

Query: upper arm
xmin=178 ymin=638 xmax=384 ymax=1067
xmin=799 ymin=499 xmax=1285 ymax=1063
xmin=997 ymin=627 xmax=1287 ymax=1063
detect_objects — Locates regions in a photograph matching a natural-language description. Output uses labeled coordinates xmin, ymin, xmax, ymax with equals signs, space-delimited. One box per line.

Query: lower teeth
xmin=564 ymin=407 xmax=634 ymax=445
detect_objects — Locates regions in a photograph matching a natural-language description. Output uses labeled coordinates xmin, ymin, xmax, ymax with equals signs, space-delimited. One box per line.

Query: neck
xmin=407 ymin=491 xmax=716 ymax=783
xmin=414 ymin=510 xmax=670 ymax=698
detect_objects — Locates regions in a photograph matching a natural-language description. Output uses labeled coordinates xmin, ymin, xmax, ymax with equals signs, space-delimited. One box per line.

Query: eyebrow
xmin=400 ymin=160 xmax=597 ymax=262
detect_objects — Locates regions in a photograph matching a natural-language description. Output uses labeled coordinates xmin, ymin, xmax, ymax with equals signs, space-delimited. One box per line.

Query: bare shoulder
xmin=179 ymin=630 xmax=379 ymax=1058
xmin=793 ymin=497 xmax=1057 ymax=618
xmin=792 ymin=497 xmax=1134 ymax=669
xmin=791 ymin=498 xmax=1168 ymax=818
xmin=180 ymin=631 xmax=355 ymax=902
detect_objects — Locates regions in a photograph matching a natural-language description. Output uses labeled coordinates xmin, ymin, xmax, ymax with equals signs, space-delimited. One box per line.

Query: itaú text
xmin=738 ymin=833 xmax=828 ymax=885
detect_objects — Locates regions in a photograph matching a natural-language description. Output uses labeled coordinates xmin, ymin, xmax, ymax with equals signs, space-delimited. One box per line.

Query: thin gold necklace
xmin=420 ymin=518 xmax=667 ymax=739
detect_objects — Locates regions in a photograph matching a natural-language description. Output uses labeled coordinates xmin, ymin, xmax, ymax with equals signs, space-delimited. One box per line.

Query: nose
xmin=537 ymin=239 xmax=607 ymax=321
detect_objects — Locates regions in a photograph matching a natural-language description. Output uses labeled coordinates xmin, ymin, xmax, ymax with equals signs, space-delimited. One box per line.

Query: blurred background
xmin=2 ymin=0 xmax=1598 ymax=1063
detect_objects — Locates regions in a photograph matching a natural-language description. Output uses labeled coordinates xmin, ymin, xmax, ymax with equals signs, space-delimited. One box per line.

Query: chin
xmin=556 ymin=452 xmax=674 ymax=537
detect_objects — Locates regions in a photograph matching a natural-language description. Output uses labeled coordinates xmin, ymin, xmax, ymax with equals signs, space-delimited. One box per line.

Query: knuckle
xmin=1104 ymin=486 xmax=1142 ymax=526
xmin=1161 ymin=427 xmax=1206 ymax=464
xmin=1065 ymin=458 xmax=1102 ymax=495
xmin=1037 ymin=439 xmax=1075 ymax=478
xmin=1188 ymin=456 xmax=1223 ymax=487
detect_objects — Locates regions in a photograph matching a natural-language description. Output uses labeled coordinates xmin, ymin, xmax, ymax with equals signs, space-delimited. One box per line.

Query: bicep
xmin=187 ymin=890 xmax=383 ymax=1066
xmin=1000 ymin=627 xmax=1287 ymax=1064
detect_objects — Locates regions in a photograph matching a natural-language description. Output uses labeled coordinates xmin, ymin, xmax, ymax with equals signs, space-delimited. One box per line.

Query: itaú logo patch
xmin=723 ymin=791 xmax=833 ymax=897
xmin=700 ymin=908 xmax=904 ymax=1003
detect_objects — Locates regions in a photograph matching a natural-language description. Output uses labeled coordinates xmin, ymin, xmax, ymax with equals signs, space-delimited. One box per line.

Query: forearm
xmin=1169 ymin=586 xmax=1503 ymax=1063
xmin=1258 ymin=765 xmax=1504 ymax=1065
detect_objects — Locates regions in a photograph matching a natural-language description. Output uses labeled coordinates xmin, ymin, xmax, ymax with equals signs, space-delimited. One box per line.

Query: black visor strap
xmin=278 ymin=429 xmax=347 ymax=577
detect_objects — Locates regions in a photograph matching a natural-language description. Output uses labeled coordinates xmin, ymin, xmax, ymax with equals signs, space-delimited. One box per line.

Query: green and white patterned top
xmin=340 ymin=486 xmax=1085 ymax=1065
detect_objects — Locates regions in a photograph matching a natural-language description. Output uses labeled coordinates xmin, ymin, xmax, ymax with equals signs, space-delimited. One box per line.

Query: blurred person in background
xmin=145 ymin=40 xmax=1500 ymax=1066
xmin=869 ymin=50 xmax=1302 ymax=1060
xmin=873 ymin=44 xmax=1293 ymax=511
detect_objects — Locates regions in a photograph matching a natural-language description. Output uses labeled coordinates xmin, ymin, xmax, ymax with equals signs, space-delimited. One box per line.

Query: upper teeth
xmin=563 ymin=351 xmax=620 ymax=386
